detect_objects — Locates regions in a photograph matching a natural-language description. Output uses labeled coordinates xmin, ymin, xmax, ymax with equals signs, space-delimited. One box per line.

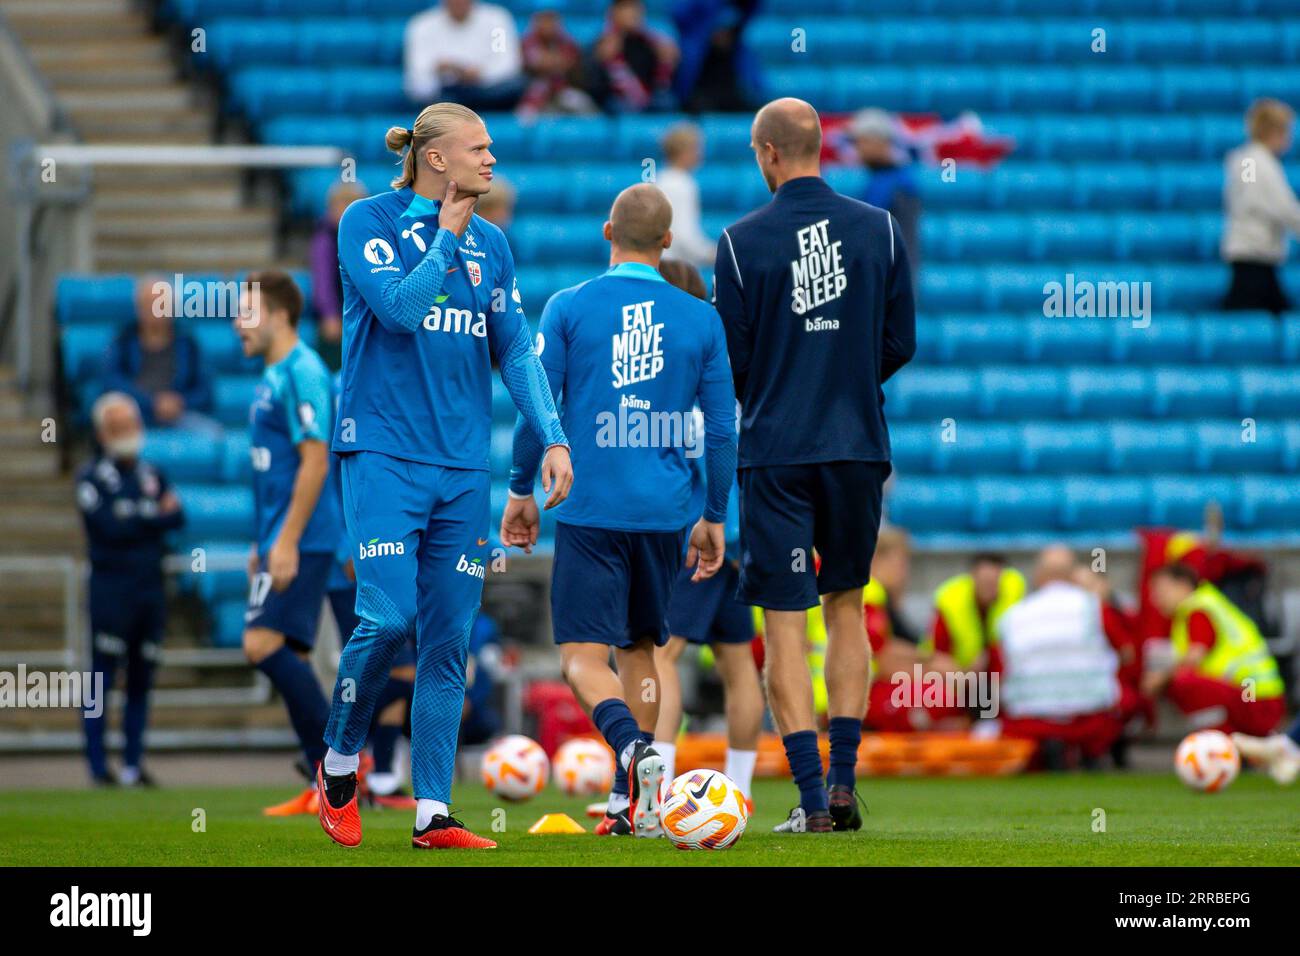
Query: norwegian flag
xmin=821 ymin=110 xmax=1015 ymax=168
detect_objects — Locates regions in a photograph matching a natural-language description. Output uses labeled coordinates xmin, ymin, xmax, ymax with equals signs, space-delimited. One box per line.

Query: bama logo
xmin=358 ymin=537 xmax=405 ymax=561
xmin=804 ymin=316 xmax=840 ymax=332
xmin=422 ymin=305 xmax=487 ymax=337
xmin=455 ymin=554 xmax=486 ymax=579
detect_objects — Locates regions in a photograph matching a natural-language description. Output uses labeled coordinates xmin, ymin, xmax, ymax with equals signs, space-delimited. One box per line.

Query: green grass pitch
xmin=2 ymin=774 xmax=1296 ymax=866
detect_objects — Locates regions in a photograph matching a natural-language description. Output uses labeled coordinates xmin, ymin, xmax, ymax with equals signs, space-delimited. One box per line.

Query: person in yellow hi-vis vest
xmin=1143 ymin=563 xmax=1285 ymax=737
xmin=920 ymin=554 xmax=1025 ymax=675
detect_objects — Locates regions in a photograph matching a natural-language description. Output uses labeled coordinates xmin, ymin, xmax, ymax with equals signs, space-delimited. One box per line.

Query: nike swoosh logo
xmin=477 ymin=537 xmax=488 ymax=546
xmin=688 ymin=774 xmax=713 ymax=800
xmin=446 ymin=267 xmax=459 ymax=273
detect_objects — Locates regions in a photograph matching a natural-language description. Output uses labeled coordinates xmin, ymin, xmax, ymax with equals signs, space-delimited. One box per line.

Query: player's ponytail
xmin=388 ymin=102 xmax=483 ymax=190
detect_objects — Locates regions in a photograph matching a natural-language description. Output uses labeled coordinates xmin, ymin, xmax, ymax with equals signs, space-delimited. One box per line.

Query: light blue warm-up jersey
xmin=510 ymin=262 xmax=737 ymax=532
xmin=249 ymin=339 xmax=342 ymax=555
xmin=331 ymin=187 xmax=565 ymax=467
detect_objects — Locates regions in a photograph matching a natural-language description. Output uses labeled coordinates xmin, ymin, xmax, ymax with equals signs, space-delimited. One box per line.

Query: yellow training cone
xmin=528 ymin=812 xmax=587 ymax=834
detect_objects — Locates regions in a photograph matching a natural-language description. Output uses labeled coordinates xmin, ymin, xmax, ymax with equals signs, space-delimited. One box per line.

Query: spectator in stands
xmin=101 ymin=277 xmax=219 ymax=438
xmin=994 ymin=547 xmax=1123 ymax=770
xmin=670 ymin=0 xmax=763 ymax=113
xmin=850 ymin=107 xmax=922 ymax=277
xmin=309 ymin=183 xmax=367 ymax=372
xmin=872 ymin=526 xmax=920 ymax=646
xmin=586 ymin=0 xmax=678 ymax=113
xmin=404 ymin=0 xmax=525 ymax=111
xmin=863 ymin=529 xmax=930 ymax=732
xmin=1142 ymin=563 xmax=1286 ymax=738
xmin=475 ymin=175 xmax=516 ymax=236
xmin=76 ymin=391 xmax=185 ymax=787
xmin=518 ymin=6 xmax=597 ymax=116
xmin=657 ymin=123 xmax=715 ymax=269
xmin=1221 ymin=98 xmax=1300 ymax=314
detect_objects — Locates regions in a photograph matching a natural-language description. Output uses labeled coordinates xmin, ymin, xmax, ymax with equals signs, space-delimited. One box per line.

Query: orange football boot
xmin=317 ymin=764 xmax=362 ymax=848
xmin=411 ymin=814 xmax=497 ymax=849
xmin=262 ymin=786 xmax=319 ymax=817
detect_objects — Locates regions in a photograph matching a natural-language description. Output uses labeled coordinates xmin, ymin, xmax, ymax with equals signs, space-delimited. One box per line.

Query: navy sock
xmin=783 ymin=730 xmax=828 ymax=813
xmin=371 ymin=724 xmax=400 ymax=774
xmin=827 ymin=716 xmax=862 ymax=790
xmin=592 ymin=698 xmax=647 ymax=799
xmin=83 ymin=652 xmax=118 ymax=778
xmin=257 ymin=646 xmax=329 ymax=768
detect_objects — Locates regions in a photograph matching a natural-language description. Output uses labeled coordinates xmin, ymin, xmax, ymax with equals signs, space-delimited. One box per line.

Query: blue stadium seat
xmin=1065 ymin=367 xmax=1150 ymax=417
xmin=888 ymin=423 xmax=937 ymax=474
xmin=979 ymin=367 xmax=1067 ymax=418
xmin=973 ymin=477 xmax=1060 ymax=531
xmin=214 ymin=376 xmax=259 ymax=426
xmin=887 ymin=477 xmax=976 ymax=532
xmin=931 ymin=422 xmax=1022 ymax=474
xmin=1107 ymin=421 xmax=1198 ymax=473
xmin=143 ymin=430 xmax=221 ymax=482
xmin=173 ymin=484 xmax=254 ymax=540
xmin=191 ymin=544 xmax=255 ymax=603
xmin=1240 ymin=368 xmax=1300 ymax=417
xmin=1025 ymin=318 xmax=1112 ymax=363
xmin=189 ymin=322 xmax=252 ymax=374
xmin=1062 ymin=477 xmax=1150 ymax=530
xmin=1152 ymin=367 xmax=1239 ymax=417
xmin=1149 ymin=475 xmax=1241 ymax=529
xmin=1195 ymin=313 xmax=1277 ymax=362
xmin=1031 ymin=214 xmax=1114 ymax=259
xmin=489 ymin=424 xmax=514 ymax=477
xmin=933 ymin=315 xmax=1023 ymax=364
xmin=222 ymin=430 xmax=252 ymax=484
xmin=1195 ymin=420 xmax=1285 ymax=472
xmin=61 ymin=325 xmax=114 ymax=381
xmin=1112 ymin=313 xmax=1196 ymax=363
xmin=1281 ymin=315 xmax=1300 ymax=362
xmin=1239 ymin=477 xmax=1300 ymax=531
xmin=883 ymin=368 xmax=978 ymax=421
xmin=57 ymin=275 xmax=136 ymax=327
xmin=1019 ymin=421 xmax=1110 ymax=473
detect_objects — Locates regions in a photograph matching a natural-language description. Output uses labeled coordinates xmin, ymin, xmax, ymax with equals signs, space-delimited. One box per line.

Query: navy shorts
xmin=737 ymin=460 xmax=890 ymax=611
xmin=667 ymin=561 xmax=754 ymax=645
xmin=245 ymin=551 xmax=333 ymax=650
xmin=551 ymin=522 xmax=685 ymax=648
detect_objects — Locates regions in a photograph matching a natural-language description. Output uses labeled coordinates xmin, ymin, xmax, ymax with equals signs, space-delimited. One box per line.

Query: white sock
xmin=607 ymin=792 xmax=630 ymax=815
xmin=118 ymin=766 xmax=140 ymax=785
xmin=653 ymin=740 xmax=677 ymax=782
xmin=323 ymin=748 xmax=359 ymax=777
xmin=725 ymin=748 xmax=758 ymax=797
xmin=367 ymin=771 xmax=399 ymax=796
xmin=416 ymin=799 xmax=449 ymax=829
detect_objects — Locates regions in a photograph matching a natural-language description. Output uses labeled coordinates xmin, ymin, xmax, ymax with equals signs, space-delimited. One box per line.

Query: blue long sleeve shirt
xmin=510 ymin=262 xmax=737 ymax=532
xmin=331 ymin=187 xmax=566 ymax=467
xmin=713 ymin=175 xmax=916 ymax=469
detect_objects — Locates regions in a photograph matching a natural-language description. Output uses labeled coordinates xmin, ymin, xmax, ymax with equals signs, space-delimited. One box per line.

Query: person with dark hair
xmin=518 ymin=6 xmax=597 ymax=116
xmin=232 ymin=270 xmax=343 ymax=819
xmin=1143 ymin=563 xmax=1286 ymax=738
xmin=922 ymin=553 xmax=1025 ymax=674
xmin=586 ymin=0 xmax=678 ymax=113
xmin=670 ymin=0 xmax=763 ymax=113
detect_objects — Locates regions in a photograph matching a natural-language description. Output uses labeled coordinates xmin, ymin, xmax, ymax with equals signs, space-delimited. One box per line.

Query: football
xmin=552 ymin=738 xmax=615 ymax=797
xmin=660 ymin=770 xmax=750 ymax=850
xmin=1174 ymin=730 xmax=1241 ymax=793
xmin=481 ymin=735 xmax=550 ymax=801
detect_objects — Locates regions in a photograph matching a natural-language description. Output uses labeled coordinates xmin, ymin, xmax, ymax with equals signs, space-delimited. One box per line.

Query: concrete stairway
xmin=2 ymin=0 xmax=280 ymax=273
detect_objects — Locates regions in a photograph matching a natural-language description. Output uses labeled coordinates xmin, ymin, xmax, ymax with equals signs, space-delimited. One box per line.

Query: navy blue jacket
xmin=101 ymin=328 xmax=214 ymax=424
xmin=713 ymin=175 xmax=916 ymax=468
xmin=75 ymin=455 xmax=185 ymax=583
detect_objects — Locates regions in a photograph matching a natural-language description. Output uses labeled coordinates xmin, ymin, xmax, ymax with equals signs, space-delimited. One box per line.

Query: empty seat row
xmin=888 ymin=474 xmax=1300 ymax=532
xmin=884 ymin=366 xmax=1300 ymax=420
xmin=55 ymin=271 xmax=314 ymax=327
xmin=890 ymin=420 xmax=1300 ymax=475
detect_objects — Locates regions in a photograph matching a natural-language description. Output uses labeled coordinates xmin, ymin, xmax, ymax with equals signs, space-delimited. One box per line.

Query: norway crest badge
xmin=467 ymin=260 xmax=482 ymax=286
